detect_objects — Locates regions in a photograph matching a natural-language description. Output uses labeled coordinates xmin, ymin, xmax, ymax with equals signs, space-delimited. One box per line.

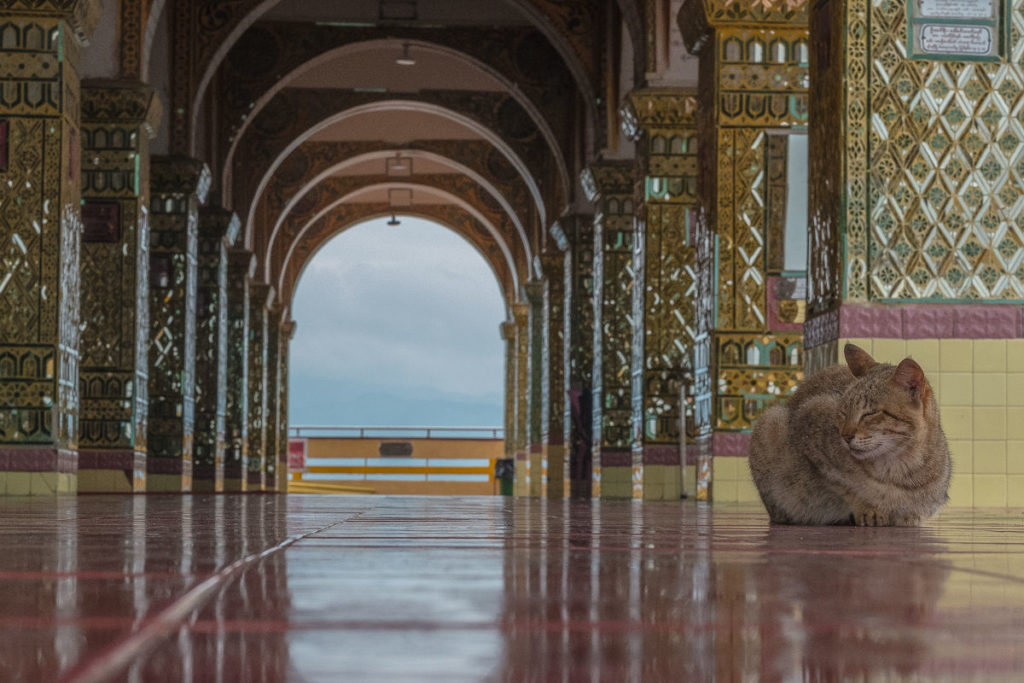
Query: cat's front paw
xmin=853 ymin=509 xmax=890 ymax=526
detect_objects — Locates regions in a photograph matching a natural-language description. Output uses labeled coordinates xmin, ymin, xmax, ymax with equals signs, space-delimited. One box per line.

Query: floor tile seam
xmin=57 ymin=510 xmax=369 ymax=683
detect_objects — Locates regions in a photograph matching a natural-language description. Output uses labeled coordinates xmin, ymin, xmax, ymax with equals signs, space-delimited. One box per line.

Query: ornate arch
xmin=179 ymin=0 xmax=600 ymax=157
xmin=233 ymin=95 xmax=551 ymax=249
xmin=262 ymin=148 xmax=534 ymax=282
xmin=280 ymin=197 xmax=520 ymax=310
xmin=216 ymin=30 xmax=575 ymax=209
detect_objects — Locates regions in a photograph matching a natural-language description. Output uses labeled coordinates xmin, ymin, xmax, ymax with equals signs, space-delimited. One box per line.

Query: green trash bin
xmin=494 ymin=458 xmax=514 ymax=496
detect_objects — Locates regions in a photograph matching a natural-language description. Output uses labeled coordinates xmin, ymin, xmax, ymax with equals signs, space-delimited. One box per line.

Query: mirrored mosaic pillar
xmin=77 ymin=83 xmax=158 ymax=493
xmin=680 ymin=0 xmax=809 ymax=501
xmin=0 ymin=3 xmax=96 ymax=495
xmin=582 ymin=162 xmax=636 ymax=499
xmin=500 ymin=320 xmax=516 ymax=493
xmin=560 ymin=214 xmax=595 ymax=499
xmin=512 ymin=302 xmax=529 ymax=496
xmin=276 ymin=320 xmax=295 ymax=493
xmin=263 ymin=306 xmax=281 ymax=492
xmin=147 ymin=157 xmax=210 ymax=492
xmin=807 ymin=0 xmax=1024 ymax=508
xmin=247 ymin=282 xmax=271 ymax=491
xmin=192 ymin=207 xmax=239 ymax=492
xmin=525 ymin=281 xmax=544 ymax=498
xmin=224 ymin=249 xmax=253 ymax=491
xmin=620 ymin=89 xmax=701 ymax=501
xmin=540 ymin=251 xmax=565 ymax=498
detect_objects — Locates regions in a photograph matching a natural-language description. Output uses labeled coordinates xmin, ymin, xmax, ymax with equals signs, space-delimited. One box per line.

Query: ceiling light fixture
xmin=396 ymin=43 xmax=416 ymax=66
xmin=387 ymin=214 xmax=401 ymax=226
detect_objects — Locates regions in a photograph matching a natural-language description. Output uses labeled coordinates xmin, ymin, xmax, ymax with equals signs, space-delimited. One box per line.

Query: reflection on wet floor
xmin=1 ymin=495 xmax=1023 ymax=681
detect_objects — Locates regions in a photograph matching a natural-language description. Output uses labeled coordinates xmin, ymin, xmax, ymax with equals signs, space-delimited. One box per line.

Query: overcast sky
xmin=288 ymin=216 xmax=507 ymax=427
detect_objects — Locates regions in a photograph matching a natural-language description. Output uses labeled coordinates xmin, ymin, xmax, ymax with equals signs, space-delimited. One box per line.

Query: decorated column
xmin=276 ymin=320 xmax=295 ymax=493
xmin=540 ymin=250 xmax=565 ymax=498
xmin=247 ymin=282 xmax=271 ymax=491
xmin=77 ymin=83 xmax=158 ymax=493
xmin=525 ymin=281 xmax=544 ymax=498
xmin=499 ymin=320 xmax=516 ymax=495
xmin=147 ymin=157 xmax=210 ymax=492
xmin=263 ymin=306 xmax=281 ymax=491
xmin=192 ymin=207 xmax=239 ymax=492
xmin=807 ymin=0 xmax=1024 ymax=508
xmin=559 ymin=214 xmax=595 ymax=498
xmin=0 ymin=0 xmax=97 ymax=495
xmin=582 ymin=162 xmax=636 ymax=499
xmin=224 ymin=249 xmax=253 ymax=491
xmin=620 ymin=89 xmax=701 ymax=501
xmin=512 ymin=302 xmax=529 ymax=496
xmin=680 ymin=0 xmax=809 ymax=502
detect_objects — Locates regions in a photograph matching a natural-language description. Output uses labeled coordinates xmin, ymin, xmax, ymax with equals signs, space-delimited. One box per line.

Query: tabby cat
xmin=749 ymin=344 xmax=951 ymax=526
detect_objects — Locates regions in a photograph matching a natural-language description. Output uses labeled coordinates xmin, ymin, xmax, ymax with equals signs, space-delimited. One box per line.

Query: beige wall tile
xmin=940 ymin=339 xmax=973 ymax=372
xmin=873 ymin=339 xmax=907 ymax=364
xmin=1007 ymin=375 xmax=1024 ymax=406
xmin=974 ymin=340 xmax=1007 ymax=373
xmin=974 ymin=373 xmax=1007 ymax=407
xmin=1008 ymin=340 xmax=1024 ymax=373
xmin=6 ymin=473 xmax=30 ymax=496
xmin=941 ymin=406 xmax=973 ymax=440
xmin=907 ymin=339 xmax=940 ymax=374
xmin=974 ymin=441 xmax=1007 ymax=474
xmin=949 ymin=440 xmax=973 ymax=472
xmin=974 ymin=474 xmax=1008 ymax=507
xmin=947 ymin=473 xmax=973 ymax=507
xmin=940 ymin=373 xmax=973 ymax=406
xmin=974 ymin=407 xmax=1007 ymax=440
xmin=737 ymin=479 xmax=761 ymax=504
xmin=713 ymin=479 xmax=738 ymax=503
xmin=1008 ymin=475 xmax=1024 ymax=507
xmin=713 ymin=457 xmax=739 ymax=481
xmin=1007 ymin=442 xmax=1024 ymax=474
xmin=1008 ymin=408 xmax=1024 ymax=441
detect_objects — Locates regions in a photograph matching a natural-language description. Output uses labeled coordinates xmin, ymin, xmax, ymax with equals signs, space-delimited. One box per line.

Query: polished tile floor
xmin=3 ymin=495 xmax=1024 ymax=681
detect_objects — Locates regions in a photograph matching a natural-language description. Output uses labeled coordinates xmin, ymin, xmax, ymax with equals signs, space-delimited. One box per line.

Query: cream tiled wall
xmin=840 ymin=337 xmax=1024 ymax=508
xmin=715 ymin=338 xmax=1024 ymax=508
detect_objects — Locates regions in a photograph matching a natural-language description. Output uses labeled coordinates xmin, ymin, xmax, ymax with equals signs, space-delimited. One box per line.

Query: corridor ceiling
xmin=169 ymin=0 xmax=636 ymax=309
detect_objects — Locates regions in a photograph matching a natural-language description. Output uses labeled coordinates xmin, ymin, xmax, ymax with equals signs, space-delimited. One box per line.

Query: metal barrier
xmin=288 ymin=427 xmax=504 ymax=495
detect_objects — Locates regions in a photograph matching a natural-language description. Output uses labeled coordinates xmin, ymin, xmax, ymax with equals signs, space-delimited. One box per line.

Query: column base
xmin=78 ymin=450 xmax=146 ymax=492
xmin=633 ymin=444 xmax=684 ymax=501
xmin=147 ymin=457 xmax=193 ymax=492
xmin=247 ymin=470 xmax=265 ymax=491
xmin=222 ymin=477 xmax=246 ymax=492
xmin=514 ymin=451 xmax=529 ymax=496
xmin=529 ymin=444 xmax=543 ymax=497
xmin=594 ymin=449 xmax=631 ymax=499
xmin=544 ymin=444 xmax=565 ymax=499
xmin=0 ymin=448 xmax=77 ymax=496
xmin=191 ymin=462 xmax=224 ymax=493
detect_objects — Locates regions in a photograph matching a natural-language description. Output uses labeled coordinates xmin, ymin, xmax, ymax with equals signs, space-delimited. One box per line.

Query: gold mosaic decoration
xmin=621 ymin=89 xmax=700 ymax=449
xmin=247 ymin=282 xmax=270 ymax=490
xmin=715 ymin=332 xmax=804 ymax=430
xmin=582 ymin=162 xmax=635 ymax=454
xmin=0 ymin=17 xmax=82 ymax=451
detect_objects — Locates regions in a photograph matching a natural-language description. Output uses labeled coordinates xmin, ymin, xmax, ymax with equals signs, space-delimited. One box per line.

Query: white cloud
xmin=289 ymin=217 xmax=507 ymax=422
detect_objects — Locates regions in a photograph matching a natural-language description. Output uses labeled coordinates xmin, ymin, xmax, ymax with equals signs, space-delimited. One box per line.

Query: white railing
xmin=289 ymin=425 xmax=504 ymax=439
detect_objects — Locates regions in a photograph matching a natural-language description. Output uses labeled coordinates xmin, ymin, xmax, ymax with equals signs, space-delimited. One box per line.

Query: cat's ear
xmin=892 ymin=358 xmax=929 ymax=402
xmin=844 ymin=343 xmax=877 ymax=377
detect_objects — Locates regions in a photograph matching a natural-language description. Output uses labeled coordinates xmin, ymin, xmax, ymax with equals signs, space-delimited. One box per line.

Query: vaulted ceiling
xmin=136 ymin=0 xmax=642 ymax=310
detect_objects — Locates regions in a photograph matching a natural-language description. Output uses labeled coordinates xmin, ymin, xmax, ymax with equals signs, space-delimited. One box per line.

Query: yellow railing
xmin=288 ymin=426 xmax=504 ymax=495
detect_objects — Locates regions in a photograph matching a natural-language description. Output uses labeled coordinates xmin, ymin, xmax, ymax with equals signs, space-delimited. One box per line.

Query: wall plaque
xmin=909 ymin=0 xmax=1003 ymax=60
